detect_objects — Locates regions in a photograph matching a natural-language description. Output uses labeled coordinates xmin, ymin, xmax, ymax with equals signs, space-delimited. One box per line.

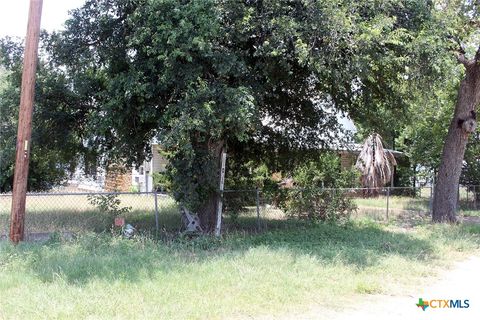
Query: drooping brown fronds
xmin=355 ymin=133 xmax=397 ymax=192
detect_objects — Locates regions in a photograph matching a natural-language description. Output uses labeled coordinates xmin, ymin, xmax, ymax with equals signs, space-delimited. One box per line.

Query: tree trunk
xmin=198 ymin=193 xmax=219 ymax=233
xmin=433 ymin=61 xmax=480 ymax=222
xmin=197 ymin=140 xmax=224 ymax=233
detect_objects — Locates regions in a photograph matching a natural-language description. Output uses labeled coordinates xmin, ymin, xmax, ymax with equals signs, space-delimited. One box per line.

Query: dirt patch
xmin=462 ymin=216 xmax=480 ymax=224
xmin=239 ymin=256 xmax=480 ymax=320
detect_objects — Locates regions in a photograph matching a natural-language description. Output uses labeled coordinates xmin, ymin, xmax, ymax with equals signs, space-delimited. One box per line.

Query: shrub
xmin=292 ymin=154 xmax=359 ymax=189
xmin=275 ymin=153 xmax=358 ymax=223
xmin=152 ymin=172 xmax=171 ymax=192
xmin=87 ymin=193 xmax=131 ymax=217
xmin=277 ymin=188 xmax=355 ymax=223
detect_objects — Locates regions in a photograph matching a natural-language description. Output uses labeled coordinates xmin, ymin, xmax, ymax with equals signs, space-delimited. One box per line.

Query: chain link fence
xmin=460 ymin=185 xmax=480 ymax=209
xmin=0 ymin=194 xmax=9 ymax=240
xmin=0 ymin=191 xmax=179 ymax=241
xmin=1 ymin=185 xmax=479 ymax=239
xmin=223 ymin=185 xmax=480 ymax=231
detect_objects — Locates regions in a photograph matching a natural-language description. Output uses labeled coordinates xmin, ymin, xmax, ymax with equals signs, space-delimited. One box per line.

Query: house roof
xmin=336 ymin=143 xmax=405 ymax=158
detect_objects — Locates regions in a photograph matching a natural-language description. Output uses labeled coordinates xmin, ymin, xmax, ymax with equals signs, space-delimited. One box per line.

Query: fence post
xmin=473 ymin=186 xmax=477 ymax=210
xmin=154 ymin=191 xmax=159 ymax=236
xmin=457 ymin=184 xmax=460 ymax=211
xmin=215 ymin=151 xmax=227 ymax=237
xmin=386 ymin=187 xmax=390 ymax=222
xmin=256 ymin=188 xmax=261 ymax=232
xmin=466 ymin=187 xmax=469 ymax=209
xmin=429 ymin=180 xmax=434 ymax=215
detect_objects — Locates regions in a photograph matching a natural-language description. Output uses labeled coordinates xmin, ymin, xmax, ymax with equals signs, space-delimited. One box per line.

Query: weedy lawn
xmin=1 ymin=220 xmax=479 ymax=319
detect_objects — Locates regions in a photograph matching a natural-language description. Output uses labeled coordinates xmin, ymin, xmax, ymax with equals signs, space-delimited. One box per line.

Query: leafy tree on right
xmin=431 ymin=1 xmax=480 ymax=222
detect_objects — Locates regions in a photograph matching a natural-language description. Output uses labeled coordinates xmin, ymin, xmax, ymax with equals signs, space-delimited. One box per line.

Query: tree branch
xmin=454 ymin=38 xmax=470 ymax=66
xmin=456 ymin=51 xmax=470 ymax=66
xmin=475 ymin=45 xmax=480 ymax=63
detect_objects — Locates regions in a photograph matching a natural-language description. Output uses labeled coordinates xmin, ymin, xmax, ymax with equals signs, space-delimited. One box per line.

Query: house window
xmin=140 ymin=166 xmax=144 ymax=175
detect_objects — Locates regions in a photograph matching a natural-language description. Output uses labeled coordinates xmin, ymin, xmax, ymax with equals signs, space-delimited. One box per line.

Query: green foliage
xmin=152 ymin=172 xmax=171 ymax=192
xmin=279 ymin=189 xmax=356 ymax=224
xmin=223 ymin=153 xmax=360 ymax=223
xmin=461 ymin=132 xmax=480 ymax=203
xmin=46 ymin=0 xmax=438 ymax=207
xmin=129 ymin=185 xmax=140 ymax=193
xmin=391 ymin=1 xmax=480 ymax=177
xmin=160 ymin=82 xmax=257 ymax=211
xmin=1 ymin=0 xmax=460 ymax=224
xmin=220 ymin=160 xmax=275 ymax=223
xmin=391 ymin=164 xmax=416 ymax=196
xmin=87 ymin=193 xmax=132 ymax=218
xmin=398 ymin=68 xmax=460 ymax=171
xmin=0 ymin=39 xmax=90 ymax=192
xmin=293 ymin=153 xmax=359 ymax=189
xmin=224 ymin=159 xmax=274 ymax=191
xmin=461 ymin=132 xmax=480 ymax=186
xmin=275 ymin=153 xmax=358 ymax=223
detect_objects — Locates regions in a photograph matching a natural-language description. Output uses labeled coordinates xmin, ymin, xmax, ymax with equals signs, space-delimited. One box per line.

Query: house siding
xmin=105 ymin=165 xmax=132 ymax=192
xmin=151 ymin=144 xmax=167 ymax=173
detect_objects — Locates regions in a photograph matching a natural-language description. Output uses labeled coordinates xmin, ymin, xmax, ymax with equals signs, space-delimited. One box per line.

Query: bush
xmin=222 ymin=190 xmax=259 ymax=225
xmin=274 ymin=153 xmax=358 ymax=223
xmin=152 ymin=172 xmax=171 ymax=192
xmin=221 ymin=152 xmax=359 ymax=223
xmin=276 ymin=188 xmax=355 ymax=223
xmin=292 ymin=154 xmax=359 ymax=189
xmin=87 ymin=193 xmax=131 ymax=217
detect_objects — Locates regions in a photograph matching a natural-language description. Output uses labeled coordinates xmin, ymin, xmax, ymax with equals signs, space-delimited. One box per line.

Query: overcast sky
xmin=0 ymin=0 xmax=85 ymax=38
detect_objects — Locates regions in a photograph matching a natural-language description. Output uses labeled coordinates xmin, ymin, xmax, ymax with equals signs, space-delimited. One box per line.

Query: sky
xmin=0 ymin=0 xmax=85 ymax=38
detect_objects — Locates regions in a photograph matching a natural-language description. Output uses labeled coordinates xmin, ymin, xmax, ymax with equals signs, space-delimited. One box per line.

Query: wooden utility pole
xmin=9 ymin=0 xmax=43 ymax=243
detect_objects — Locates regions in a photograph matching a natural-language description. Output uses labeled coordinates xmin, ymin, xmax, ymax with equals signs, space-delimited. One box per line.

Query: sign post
xmin=215 ymin=151 xmax=227 ymax=236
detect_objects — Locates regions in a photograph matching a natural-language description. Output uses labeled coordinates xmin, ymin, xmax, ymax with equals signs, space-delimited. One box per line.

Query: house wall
xmin=339 ymin=152 xmax=357 ymax=170
xmin=131 ymin=161 xmax=152 ymax=192
xmin=151 ymin=144 xmax=167 ymax=173
xmin=68 ymin=166 xmax=105 ymax=191
xmin=131 ymin=144 xmax=167 ymax=192
xmin=105 ymin=165 xmax=132 ymax=192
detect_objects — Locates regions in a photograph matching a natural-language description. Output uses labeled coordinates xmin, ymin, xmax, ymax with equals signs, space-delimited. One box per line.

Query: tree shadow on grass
xmin=391 ymin=209 xmax=431 ymax=227
xmin=0 ymin=206 xmax=181 ymax=235
xmin=4 ymin=219 xmax=441 ymax=286
xmin=230 ymin=221 xmax=435 ymax=269
xmin=402 ymin=198 xmax=429 ymax=211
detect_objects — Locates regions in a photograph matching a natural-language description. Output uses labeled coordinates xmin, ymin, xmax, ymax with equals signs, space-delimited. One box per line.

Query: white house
xmin=67 ymin=143 xmax=167 ymax=192
xmin=131 ymin=143 xmax=167 ymax=192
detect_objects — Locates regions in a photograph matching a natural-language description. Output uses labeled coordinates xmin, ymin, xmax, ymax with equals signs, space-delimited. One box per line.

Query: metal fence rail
xmin=0 ymin=191 xmax=178 ymax=240
xmin=223 ymin=185 xmax=480 ymax=230
xmin=1 ymin=185 xmax=479 ymax=239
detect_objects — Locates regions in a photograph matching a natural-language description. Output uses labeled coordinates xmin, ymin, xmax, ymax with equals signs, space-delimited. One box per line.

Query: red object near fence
xmin=114 ymin=217 xmax=125 ymax=227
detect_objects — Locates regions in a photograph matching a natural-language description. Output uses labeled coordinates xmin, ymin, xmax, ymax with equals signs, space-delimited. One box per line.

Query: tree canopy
xmin=0 ymin=38 xmax=88 ymax=192
xmin=2 ymin=0 xmax=472 ymax=228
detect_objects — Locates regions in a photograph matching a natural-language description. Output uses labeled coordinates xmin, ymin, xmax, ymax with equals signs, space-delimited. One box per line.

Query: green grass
xmin=0 ymin=220 xmax=479 ymax=319
xmin=463 ymin=210 xmax=480 ymax=217
xmin=354 ymin=196 xmax=429 ymax=211
xmin=353 ymin=194 xmax=480 ymax=221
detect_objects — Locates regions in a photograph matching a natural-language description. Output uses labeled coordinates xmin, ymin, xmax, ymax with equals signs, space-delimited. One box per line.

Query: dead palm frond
xmin=355 ymin=133 xmax=397 ymax=191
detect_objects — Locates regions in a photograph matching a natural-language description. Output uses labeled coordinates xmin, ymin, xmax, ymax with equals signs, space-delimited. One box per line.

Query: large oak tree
xmin=47 ymin=0 xmax=436 ymax=230
xmin=2 ymin=0 xmax=439 ymax=231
